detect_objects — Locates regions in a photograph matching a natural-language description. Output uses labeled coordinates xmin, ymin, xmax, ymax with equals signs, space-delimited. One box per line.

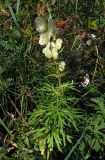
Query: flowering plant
xmin=35 ymin=16 xmax=66 ymax=71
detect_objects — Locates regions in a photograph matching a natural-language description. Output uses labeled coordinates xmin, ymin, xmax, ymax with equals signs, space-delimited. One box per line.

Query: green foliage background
xmin=0 ymin=0 xmax=105 ymax=160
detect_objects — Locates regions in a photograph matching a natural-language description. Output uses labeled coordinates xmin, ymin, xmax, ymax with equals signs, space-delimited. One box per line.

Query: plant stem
xmin=91 ymin=45 xmax=99 ymax=83
xmin=75 ymin=0 xmax=78 ymax=14
xmin=64 ymin=128 xmax=87 ymax=160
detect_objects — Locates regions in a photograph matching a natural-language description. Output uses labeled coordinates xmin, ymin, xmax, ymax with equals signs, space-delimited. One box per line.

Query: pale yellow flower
xmin=35 ymin=16 xmax=47 ymax=33
xmin=51 ymin=41 xmax=55 ymax=48
xmin=52 ymin=48 xmax=59 ymax=59
xmin=55 ymin=38 xmax=63 ymax=50
xmin=39 ymin=32 xmax=49 ymax=45
xmin=59 ymin=61 xmax=66 ymax=71
xmin=35 ymin=16 xmax=63 ymax=60
xmin=42 ymin=42 xmax=52 ymax=58
xmin=45 ymin=49 xmax=52 ymax=59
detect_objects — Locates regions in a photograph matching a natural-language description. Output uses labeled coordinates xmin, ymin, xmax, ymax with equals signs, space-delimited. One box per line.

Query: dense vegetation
xmin=0 ymin=0 xmax=105 ymax=159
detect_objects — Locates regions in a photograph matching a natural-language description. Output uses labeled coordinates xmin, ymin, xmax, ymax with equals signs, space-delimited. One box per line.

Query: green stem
xmin=75 ymin=0 xmax=78 ymax=14
xmin=54 ymin=61 xmax=61 ymax=108
xmin=57 ymin=67 xmax=61 ymax=87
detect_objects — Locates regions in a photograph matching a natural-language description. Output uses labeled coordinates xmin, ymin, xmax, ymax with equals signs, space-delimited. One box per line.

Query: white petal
xmin=52 ymin=48 xmax=58 ymax=59
xmin=42 ymin=47 xmax=47 ymax=54
xmin=91 ymin=34 xmax=96 ymax=39
xmin=51 ymin=41 xmax=55 ymax=48
xmin=61 ymin=61 xmax=66 ymax=67
xmin=36 ymin=25 xmax=46 ymax=33
xmin=59 ymin=61 xmax=66 ymax=71
xmin=46 ymin=42 xmax=51 ymax=49
xmin=39 ymin=32 xmax=48 ymax=45
xmin=45 ymin=49 xmax=52 ymax=58
xmin=55 ymin=38 xmax=63 ymax=50
xmin=86 ymin=40 xmax=91 ymax=46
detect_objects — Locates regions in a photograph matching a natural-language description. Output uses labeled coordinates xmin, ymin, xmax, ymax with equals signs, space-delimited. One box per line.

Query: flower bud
xmin=52 ymin=48 xmax=59 ymax=59
xmin=45 ymin=49 xmax=52 ymax=59
xmin=59 ymin=61 xmax=66 ymax=71
xmin=55 ymin=38 xmax=63 ymax=50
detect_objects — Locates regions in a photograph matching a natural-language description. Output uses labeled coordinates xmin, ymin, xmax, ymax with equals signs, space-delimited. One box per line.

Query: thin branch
xmin=91 ymin=45 xmax=99 ymax=83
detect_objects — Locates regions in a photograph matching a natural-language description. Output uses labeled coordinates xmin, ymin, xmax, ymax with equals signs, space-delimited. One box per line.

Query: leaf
xmin=30 ymin=157 xmax=36 ymax=160
xmin=0 ymin=66 xmax=4 ymax=74
xmin=96 ymin=17 xmax=105 ymax=27
xmin=66 ymin=135 xmax=72 ymax=143
xmin=47 ymin=134 xmax=54 ymax=149
xmin=91 ymin=97 xmax=105 ymax=117
xmin=52 ymin=0 xmax=57 ymax=5
xmin=60 ymin=128 xmax=66 ymax=146
xmin=93 ymin=140 xmax=101 ymax=152
xmin=6 ymin=0 xmax=19 ymax=28
xmin=16 ymin=0 xmax=20 ymax=14
xmin=25 ymin=137 xmax=29 ymax=146
xmin=88 ymin=19 xmax=98 ymax=29
xmin=35 ymin=127 xmax=46 ymax=138
xmin=79 ymin=142 xmax=85 ymax=152
xmin=90 ymin=138 xmax=96 ymax=147
xmin=0 ymin=118 xmax=14 ymax=139
xmin=53 ymin=131 xmax=62 ymax=152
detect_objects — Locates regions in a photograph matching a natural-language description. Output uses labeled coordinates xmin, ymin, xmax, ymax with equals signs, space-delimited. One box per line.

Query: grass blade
xmin=0 ymin=118 xmax=14 ymax=139
xmin=6 ymin=0 xmax=19 ymax=28
xmin=16 ymin=0 xmax=20 ymax=14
